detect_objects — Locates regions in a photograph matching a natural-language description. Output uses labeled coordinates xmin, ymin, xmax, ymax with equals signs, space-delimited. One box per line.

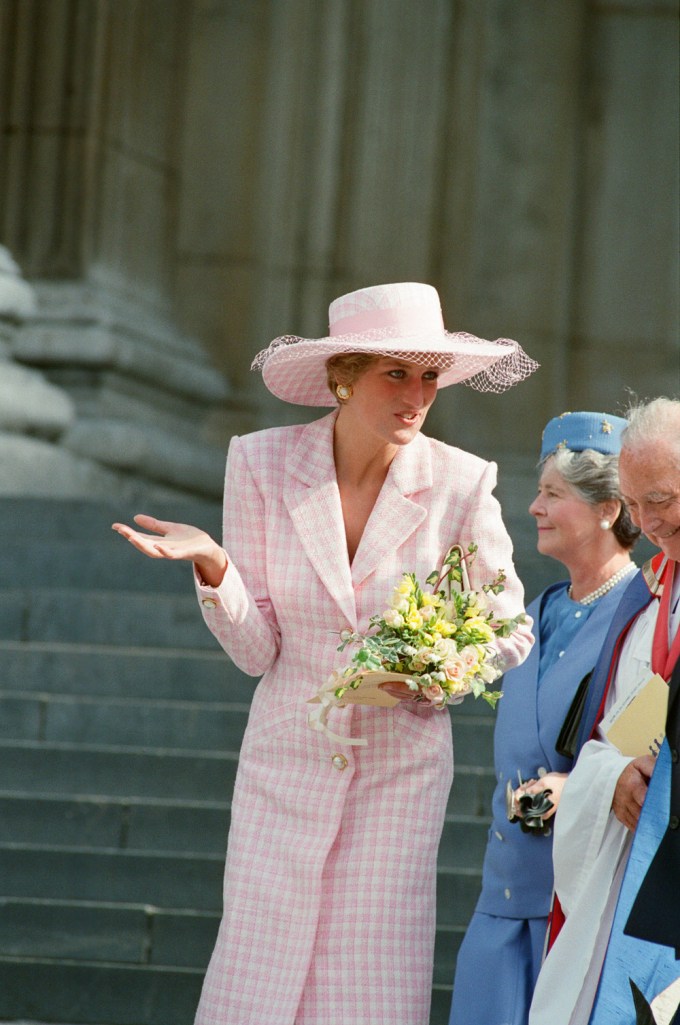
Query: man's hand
xmin=612 ymin=755 xmax=656 ymax=831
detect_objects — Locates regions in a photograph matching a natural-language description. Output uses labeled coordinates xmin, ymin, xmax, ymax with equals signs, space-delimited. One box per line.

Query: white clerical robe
xmin=529 ymin=599 xmax=659 ymax=1025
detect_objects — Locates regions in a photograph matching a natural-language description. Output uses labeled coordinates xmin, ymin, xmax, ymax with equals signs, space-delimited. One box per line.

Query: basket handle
xmin=442 ymin=544 xmax=473 ymax=597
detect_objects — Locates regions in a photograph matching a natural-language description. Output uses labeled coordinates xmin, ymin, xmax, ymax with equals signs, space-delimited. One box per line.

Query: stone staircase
xmin=0 ymin=498 xmax=501 ymax=1025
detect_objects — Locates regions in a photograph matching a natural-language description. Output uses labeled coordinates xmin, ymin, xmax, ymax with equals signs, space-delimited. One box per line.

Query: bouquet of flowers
xmin=307 ymin=544 xmax=526 ymax=745
xmin=335 ymin=543 xmax=525 ymax=708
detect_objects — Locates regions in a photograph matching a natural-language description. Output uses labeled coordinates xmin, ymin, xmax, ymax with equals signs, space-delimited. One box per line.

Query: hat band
xmin=329 ymin=304 xmax=444 ymax=338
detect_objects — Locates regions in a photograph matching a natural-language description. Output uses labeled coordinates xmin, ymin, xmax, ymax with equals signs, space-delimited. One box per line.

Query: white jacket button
xmin=201 ymin=598 xmax=217 ymax=609
xmin=331 ymin=753 xmax=348 ymax=771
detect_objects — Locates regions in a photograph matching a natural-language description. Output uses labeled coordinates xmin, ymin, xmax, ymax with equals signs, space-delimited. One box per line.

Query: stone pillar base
xmin=5 ymin=279 xmax=251 ymax=500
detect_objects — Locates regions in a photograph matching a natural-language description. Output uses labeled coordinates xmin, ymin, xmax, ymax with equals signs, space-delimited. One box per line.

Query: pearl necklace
xmin=568 ymin=562 xmax=636 ymax=606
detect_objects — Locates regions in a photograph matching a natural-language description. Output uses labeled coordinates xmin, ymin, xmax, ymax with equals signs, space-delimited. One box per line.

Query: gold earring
xmin=336 ymin=384 xmax=352 ymax=401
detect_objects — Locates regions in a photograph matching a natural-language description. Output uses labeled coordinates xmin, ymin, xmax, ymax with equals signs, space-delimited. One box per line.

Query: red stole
xmin=652 ymin=559 xmax=680 ymax=680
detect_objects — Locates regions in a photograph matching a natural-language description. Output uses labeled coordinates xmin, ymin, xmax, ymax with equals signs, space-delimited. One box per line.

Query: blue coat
xmin=574 ymin=568 xmax=653 ymax=755
xmin=476 ymin=577 xmax=638 ymax=919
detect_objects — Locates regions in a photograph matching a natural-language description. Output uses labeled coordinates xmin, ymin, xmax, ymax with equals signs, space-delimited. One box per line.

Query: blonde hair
xmin=325 ymin=353 xmax=381 ymax=397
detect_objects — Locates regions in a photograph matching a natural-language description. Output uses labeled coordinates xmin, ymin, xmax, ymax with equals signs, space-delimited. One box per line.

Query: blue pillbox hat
xmin=540 ymin=411 xmax=628 ymax=461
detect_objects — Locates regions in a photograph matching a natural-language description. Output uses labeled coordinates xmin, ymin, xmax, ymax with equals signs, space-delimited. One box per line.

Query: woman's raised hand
xmin=111 ymin=514 xmax=228 ymax=587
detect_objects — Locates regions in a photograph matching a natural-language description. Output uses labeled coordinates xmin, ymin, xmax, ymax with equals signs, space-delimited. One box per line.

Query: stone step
xmin=0 ymin=589 xmax=220 ymax=649
xmin=0 ymin=898 xmax=218 ymax=969
xmin=439 ymin=815 xmax=489 ymax=870
xmin=0 ymin=790 xmax=489 ymax=865
xmin=433 ymin=925 xmax=461 ymax=988
xmin=0 ymin=957 xmax=203 ymax=1025
xmin=431 ymin=984 xmax=454 ymax=1025
xmin=0 ymin=896 xmax=462 ymax=974
xmin=0 ymin=497 xmax=221 ymax=542
xmin=0 ymin=691 xmax=251 ymax=751
xmin=0 ymin=638 xmax=496 ymax=718
xmin=0 ymin=792 xmax=231 ymax=855
xmin=0 ymin=689 xmax=494 ymax=764
xmin=0 ymin=741 xmax=239 ymax=803
xmin=0 ymin=639 xmax=254 ymax=702
xmin=0 ymin=843 xmax=223 ymax=912
xmin=0 ymin=958 xmax=453 ymax=1025
xmin=0 ymin=539 xmax=194 ymax=593
xmin=0 ymin=840 xmax=483 ymax=927
xmin=0 ymin=895 xmax=462 ymax=983
xmin=436 ymin=866 xmax=483 ymax=929
xmin=0 ymin=739 xmax=494 ymax=813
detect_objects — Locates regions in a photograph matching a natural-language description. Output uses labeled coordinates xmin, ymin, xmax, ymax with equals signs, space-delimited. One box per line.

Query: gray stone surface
xmin=0 ymin=247 xmax=37 ymax=320
xmin=0 ymin=588 xmax=219 ymax=649
xmin=0 ymin=794 xmax=231 ymax=855
xmin=14 ymin=317 xmax=230 ymax=405
xmin=62 ymin=419 xmax=226 ymax=499
xmin=0 ymin=960 xmax=204 ymax=1025
xmin=0 ymin=360 xmax=74 ymax=436
xmin=0 ymin=431 xmax=220 ymax=502
xmin=0 ymin=742 xmax=240 ymax=803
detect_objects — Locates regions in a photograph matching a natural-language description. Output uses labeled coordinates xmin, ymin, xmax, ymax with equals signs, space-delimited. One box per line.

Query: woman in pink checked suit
xmin=113 ymin=282 xmax=537 ymax=1025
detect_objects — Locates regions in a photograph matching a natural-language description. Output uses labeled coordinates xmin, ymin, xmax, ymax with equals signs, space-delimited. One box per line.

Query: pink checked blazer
xmin=193 ymin=411 xmax=533 ymax=1025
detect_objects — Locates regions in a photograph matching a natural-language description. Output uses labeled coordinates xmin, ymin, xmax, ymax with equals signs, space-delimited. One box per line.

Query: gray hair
xmin=542 ymin=448 xmax=639 ymax=549
xmin=623 ymin=396 xmax=680 ymax=461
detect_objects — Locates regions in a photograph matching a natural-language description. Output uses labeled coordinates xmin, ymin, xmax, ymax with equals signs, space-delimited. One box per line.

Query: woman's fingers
xmin=111 ymin=524 xmax=166 ymax=558
xmin=132 ymin=514 xmax=183 ymax=536
xmin=112 ymin=517 xmax=223 ymax=570
xmin=379 ymin=682 xmax=415 ymax=700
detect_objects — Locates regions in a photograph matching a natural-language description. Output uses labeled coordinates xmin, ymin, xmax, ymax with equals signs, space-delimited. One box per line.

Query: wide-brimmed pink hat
xmin=251 ymin=282 xmax=538 ymax=407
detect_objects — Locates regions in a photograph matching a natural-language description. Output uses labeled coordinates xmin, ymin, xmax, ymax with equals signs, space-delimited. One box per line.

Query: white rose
xmin=383 ymin=609 xmax=405 ymax=629
xmin=478 ymin=661 xmax=500 ymax=683
xmin=433 ymin=638 xmax=457 ymax=659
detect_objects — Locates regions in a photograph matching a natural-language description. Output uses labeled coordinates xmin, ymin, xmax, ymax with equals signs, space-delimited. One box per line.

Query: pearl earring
xmin=600 ymin=519 xmax=611 ymax=531
xmin=336 ymin=384 xmax=352 ymax=401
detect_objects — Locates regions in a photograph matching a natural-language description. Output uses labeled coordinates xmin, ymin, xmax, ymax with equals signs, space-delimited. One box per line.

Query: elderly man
xmin=530 ymin=396 xmax=680 ymax=1025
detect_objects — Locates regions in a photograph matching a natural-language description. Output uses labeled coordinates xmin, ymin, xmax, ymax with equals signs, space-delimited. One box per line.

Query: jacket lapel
xmin=283 ymin=413 xmax=357 ymax=626
xmin=283 ymin=416 xmax=433 ymax=623
xmin=350 ymin=433 xmax=431 ymax=588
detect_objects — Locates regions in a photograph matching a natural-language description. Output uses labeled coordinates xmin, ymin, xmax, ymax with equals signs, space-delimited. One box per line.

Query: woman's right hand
xmin=111 ymin=514 xmax=228 ymax=587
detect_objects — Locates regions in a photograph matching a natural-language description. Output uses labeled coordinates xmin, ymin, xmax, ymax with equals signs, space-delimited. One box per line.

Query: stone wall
xmin=0 ymin=0 xmax=677 ymax=526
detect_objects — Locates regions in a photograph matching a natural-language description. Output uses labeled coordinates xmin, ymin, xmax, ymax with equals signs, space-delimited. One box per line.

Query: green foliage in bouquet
xmin=335 ymin=543 xmax=526 ymax=709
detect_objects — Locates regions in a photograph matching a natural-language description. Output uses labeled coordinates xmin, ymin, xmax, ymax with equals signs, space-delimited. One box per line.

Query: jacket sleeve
xmin=194 ymin=435 xmax=281 ymax=676
xmin=459 ymin=459 xmax=534 ymax=672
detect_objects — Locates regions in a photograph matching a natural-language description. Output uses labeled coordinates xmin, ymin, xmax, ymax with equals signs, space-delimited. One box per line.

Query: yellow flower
xmin=406 ymin=610 xmax=424 ymax=630
xmin=465 ymin=616 xmax=494 ymax=642
xmin=397 ymin=577 xmax=416 ymax=596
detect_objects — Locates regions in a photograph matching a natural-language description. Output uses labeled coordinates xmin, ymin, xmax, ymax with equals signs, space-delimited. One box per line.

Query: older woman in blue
xmin=448 ymin=412 xmax=640 ymax=1025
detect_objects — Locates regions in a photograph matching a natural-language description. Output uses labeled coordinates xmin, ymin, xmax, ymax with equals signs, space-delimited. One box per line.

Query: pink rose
xmin=423 ymin=683 xmax=446 ymax=706
xmin=442 ymin=655 xmax=466 ymax=680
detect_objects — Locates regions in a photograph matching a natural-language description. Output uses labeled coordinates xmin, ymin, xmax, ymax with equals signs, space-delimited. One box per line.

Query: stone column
xmin=570 ymin=0 xmax=680 ymax=405
xmin=0 ymin=0 xmax=100 ymax=276
xmin=0 ymin=0 xmax=235 ymax=499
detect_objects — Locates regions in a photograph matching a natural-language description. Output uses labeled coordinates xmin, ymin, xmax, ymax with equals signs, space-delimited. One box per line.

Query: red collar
xmin=642 ymin=552 xmax=669 ymax=598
